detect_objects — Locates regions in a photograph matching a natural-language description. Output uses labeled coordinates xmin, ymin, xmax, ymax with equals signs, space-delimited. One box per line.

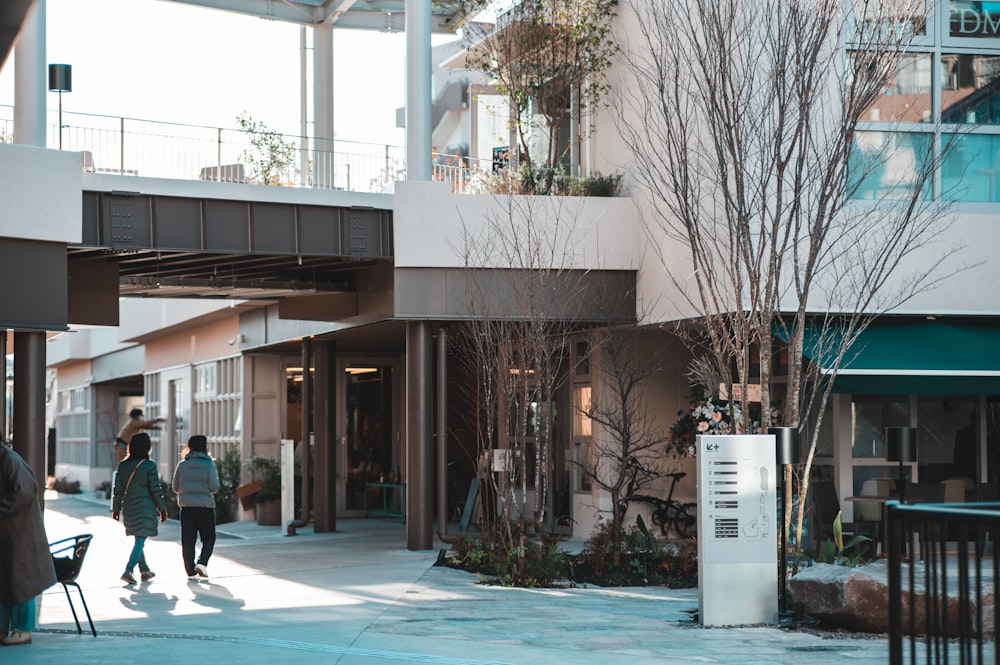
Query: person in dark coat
xmin=0 ymin=438 xmax=57 ymax=646
xmin=172 ymin=435 xmax=220 ymax=579
xmin=112 ymin=433 xmax=169 ymax=585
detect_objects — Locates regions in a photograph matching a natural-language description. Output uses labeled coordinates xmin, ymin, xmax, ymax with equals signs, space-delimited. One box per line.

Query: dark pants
xmin=180 ymin=506 xmax=216 ymax=575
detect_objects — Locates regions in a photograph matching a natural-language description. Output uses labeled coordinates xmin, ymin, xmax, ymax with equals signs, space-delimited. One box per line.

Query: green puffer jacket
xmin=113 ymin=458 xmax=169 ymax=537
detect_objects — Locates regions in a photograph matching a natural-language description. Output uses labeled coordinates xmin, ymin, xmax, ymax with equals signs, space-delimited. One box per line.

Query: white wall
xmin=393 ymin=180 xmax=640 ymax=271
xmin=117 ymin=298 xmax=241 ymax=342
xmin=0 ymin=143 xmax=81 ymax=243
xmin=47 ymin=328 xmax=135 ymax=365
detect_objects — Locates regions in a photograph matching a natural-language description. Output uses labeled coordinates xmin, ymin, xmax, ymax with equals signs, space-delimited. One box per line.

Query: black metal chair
xmin=49 ymin=534 xmax=96 ymax=636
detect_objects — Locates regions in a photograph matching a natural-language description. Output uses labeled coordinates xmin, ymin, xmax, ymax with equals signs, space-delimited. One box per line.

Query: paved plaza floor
xmin=13 ymin=492 xmax=894 ymax=665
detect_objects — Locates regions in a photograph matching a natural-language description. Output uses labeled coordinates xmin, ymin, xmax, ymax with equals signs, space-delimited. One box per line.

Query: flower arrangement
xmin=667 ymin=399 xmax=733 ymax=458
xmin=667 ymin=399 xmax=767 ymax=458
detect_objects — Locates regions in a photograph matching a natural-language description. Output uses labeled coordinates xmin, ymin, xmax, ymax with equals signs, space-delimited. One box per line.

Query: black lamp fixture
xmin=886 ymin=427 xmax=917 ymax=502
xmin=770 ymin=427 xmax=799 ymax=615
xmin=48 ymin=64 xmax=72 ymax=150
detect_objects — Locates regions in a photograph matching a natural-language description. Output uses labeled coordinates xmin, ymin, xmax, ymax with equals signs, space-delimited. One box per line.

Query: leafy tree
xmin=236 ymin=112 xmax=296 ymax=186
xmin=456 ymin=0 xmax=619 ymax=192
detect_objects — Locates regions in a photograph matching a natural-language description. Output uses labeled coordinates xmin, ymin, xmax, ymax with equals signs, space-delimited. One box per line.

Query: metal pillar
xmin=12 ymin=1 xmax=56 ymax=506
xmin=14 ymin=0 xmax=45 ymax=147
xmin=299 ymin=26 xmax=309 ymax=187
xmin=13 ymin=332 xmax=46 ymax=504
xmin=405 ymin=0 xmax=432 ymax=181
xmin=436 ymin=328 xmax=449 ymax=540
xmin=406 ymin=321 xmax=433 ymax=550
xmin=313 ymin=340 xmax=337 ymax=532
xmin=288 ymin=338 xmax=313 ymax=534
xmin=313 ymin=23 xmax=334 ymax=188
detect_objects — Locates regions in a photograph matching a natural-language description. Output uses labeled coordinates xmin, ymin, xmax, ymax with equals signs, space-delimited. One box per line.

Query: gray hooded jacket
xmin=172 ymin=451 xmax=220 ymax=509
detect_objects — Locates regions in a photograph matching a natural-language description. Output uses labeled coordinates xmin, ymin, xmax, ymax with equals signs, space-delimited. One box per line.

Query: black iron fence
xmin=886 ymin=501 xmax=1000 ymax=665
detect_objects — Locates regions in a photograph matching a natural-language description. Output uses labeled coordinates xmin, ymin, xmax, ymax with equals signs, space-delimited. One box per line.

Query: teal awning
xmin=802 ymin=321 xmax=1000 ymax=396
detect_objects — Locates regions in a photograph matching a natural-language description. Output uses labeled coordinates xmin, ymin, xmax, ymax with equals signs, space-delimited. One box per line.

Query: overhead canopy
xmin=803 ymin=320 xmax=1000 ymax=396
xmin=158 ymin=0 xmax=464 ymax=32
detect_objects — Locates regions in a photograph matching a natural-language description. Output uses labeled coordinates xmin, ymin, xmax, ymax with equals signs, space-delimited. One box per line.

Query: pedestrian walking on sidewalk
xmin=0 ymin=437 xmax=57 ymax=646
xmin=172 ymin=435 xmax=220 ymax=579
xmin=112 ymin=433 xmax=169 ymax=585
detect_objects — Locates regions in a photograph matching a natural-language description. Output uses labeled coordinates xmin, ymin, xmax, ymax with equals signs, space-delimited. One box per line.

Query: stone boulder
xmin=788 ymin=560 xmax=994 ymax=636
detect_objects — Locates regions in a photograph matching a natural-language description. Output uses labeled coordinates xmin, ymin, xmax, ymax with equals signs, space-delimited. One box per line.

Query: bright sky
xmin=0 ymin=0 xmax=460 ymax=146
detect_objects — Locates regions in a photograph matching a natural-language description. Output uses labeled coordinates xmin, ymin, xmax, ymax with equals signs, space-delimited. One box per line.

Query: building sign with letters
xmin=951 ymin=3 xmax=1000 ymax=38
xmin=697 ymin=434 xmax=777 ymax=626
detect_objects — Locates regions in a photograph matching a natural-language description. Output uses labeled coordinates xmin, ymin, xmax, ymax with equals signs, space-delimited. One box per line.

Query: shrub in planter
xmin=213 ymin=447 xmax=241 ymax=525
xmin=247 ymin=454 xmax=281 ymax=503
xmin=246 ymin=454 xmax=282 ymax=525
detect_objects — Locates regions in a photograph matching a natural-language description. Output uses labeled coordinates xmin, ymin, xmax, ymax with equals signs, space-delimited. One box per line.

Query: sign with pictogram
xmin=697 ymin=434 xmax=777 ymax=626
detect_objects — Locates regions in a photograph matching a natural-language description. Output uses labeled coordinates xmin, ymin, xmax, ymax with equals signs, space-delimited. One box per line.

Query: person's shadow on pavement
xmin=188 ymin=580 xmax=245 ymax=613
xmin=119 ymin=584 xmax=180 ymax=617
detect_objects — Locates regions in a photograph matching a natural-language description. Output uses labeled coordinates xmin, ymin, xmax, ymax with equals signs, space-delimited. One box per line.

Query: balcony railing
xmin=0 ymin=106 xmax=489 ymax=194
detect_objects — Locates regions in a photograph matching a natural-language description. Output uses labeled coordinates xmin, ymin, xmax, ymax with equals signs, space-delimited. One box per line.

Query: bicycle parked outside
xmin=619 ymin=456 xmax=697 ymax=539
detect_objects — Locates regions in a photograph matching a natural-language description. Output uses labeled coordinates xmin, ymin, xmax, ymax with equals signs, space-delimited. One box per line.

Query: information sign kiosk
xmin=697 ymin=434 xmax=777 ymax=626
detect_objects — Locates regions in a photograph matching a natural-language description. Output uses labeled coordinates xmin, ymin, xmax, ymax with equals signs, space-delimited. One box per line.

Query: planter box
xmin=255 ymin=499 xmax=281 ymax=526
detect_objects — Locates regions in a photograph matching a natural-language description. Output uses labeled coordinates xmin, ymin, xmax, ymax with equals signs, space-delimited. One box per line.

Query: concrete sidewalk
xmin=18 ymin=492 xmax=890 ymax=665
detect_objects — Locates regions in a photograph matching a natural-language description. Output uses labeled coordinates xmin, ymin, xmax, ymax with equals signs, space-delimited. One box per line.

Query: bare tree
xmin=452 ymin=194 xmax=605 ymax=570
xmin=578 ymin=326 xmax=675 ymax=567
xmin=617 ymin=0 xmax=965 ymax=561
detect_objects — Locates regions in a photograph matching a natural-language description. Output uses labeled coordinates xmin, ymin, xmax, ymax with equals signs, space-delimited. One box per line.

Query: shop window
xmin=851 ymin=396 xmax=909 ymax=458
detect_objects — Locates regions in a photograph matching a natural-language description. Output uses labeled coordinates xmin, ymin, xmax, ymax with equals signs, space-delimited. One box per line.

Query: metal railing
xmin=886 ymin=501 xmax=1000 ymax=665
xmin=0 ymin=106 xmax=493 ymax=194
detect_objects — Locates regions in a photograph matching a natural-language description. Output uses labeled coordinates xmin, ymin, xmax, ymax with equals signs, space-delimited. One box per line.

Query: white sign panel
xmin=697 ymin=434 xmax=777 ymax=626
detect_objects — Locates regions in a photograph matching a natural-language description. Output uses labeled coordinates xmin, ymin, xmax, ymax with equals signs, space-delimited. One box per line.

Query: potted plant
xmin=246 ymin=454 xmax=282 ymax=526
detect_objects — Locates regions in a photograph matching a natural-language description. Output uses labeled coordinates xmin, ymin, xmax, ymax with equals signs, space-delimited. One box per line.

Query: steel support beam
xmin=288 ymin=338 xmax=313 ymax=534
xmin=13 ymin=331 xmax=46 ymax=505
xmin=436 ymin=327 xmax=448 ymax=539
xmin=405 ymin=0 xmax=432 ymax=182
xmin=314 ymin=23 xmax=334 ymax=189
xmin=313 ymin=339 xmax=337 ymax=532
xmin=405 ymin=320 xmax=433 ymax=549
xmin=13 ymin=0 xmax=43 ymax=147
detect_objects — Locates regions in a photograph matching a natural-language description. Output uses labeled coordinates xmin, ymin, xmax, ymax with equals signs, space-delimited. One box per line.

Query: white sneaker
xmin=194 ymin=563 xmax=209 ymax=578
xmin=2 ymin=630 xmax=31 ymax=646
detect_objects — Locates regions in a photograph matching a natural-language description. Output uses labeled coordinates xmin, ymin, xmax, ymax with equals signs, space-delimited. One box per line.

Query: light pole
xmin=47 ymin=64 xmax=72 ymax=150
xmin=886 ymin=427 xmax=917 ymax=503
xmin=770 ymin=426 xmax=799 ymax=615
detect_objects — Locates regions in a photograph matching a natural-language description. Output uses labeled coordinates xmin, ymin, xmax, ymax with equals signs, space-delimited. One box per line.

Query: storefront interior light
xmin=345 ymin=366 xmax=378 ymax=375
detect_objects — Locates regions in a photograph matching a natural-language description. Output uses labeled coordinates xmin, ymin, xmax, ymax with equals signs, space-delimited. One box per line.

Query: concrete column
xmin=405 ymin=0 xmax=432 ymax=181
xmin=313 ymin=23 xmax=334 ymax=188
xmin=313 ymin=340 xmax=337 ymax=532
xmin=13 ymin=332 xmax=46 ymax=504
xmin=14 ymin=0 xmax=45 ymax=147
xmin=406 ymin=320 xmax=433 ymax=550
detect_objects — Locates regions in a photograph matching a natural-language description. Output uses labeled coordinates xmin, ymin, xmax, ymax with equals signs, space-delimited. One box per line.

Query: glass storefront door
xmin=338 ymin=358 xmax=400 ymax=514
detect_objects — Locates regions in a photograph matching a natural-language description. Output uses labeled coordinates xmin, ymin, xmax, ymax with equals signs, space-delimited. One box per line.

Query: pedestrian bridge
xmin=75 ymin=172 xmax=395 ymax=302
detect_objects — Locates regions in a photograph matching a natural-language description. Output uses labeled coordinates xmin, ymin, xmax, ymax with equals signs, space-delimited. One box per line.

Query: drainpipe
xmin=437 ymin=327 xmax=456 ymax=545
xmin=287 ymin=337 xmax=312 ymax=535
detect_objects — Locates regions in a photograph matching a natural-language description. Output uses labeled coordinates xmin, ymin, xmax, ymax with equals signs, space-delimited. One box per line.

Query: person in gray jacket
xmin=172 ymin=435 xmax=220 ymax=579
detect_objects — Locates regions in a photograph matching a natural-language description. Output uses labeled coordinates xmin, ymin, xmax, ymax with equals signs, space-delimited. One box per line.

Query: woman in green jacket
xmin=112 ymin=433 xmax=169 ymax=584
